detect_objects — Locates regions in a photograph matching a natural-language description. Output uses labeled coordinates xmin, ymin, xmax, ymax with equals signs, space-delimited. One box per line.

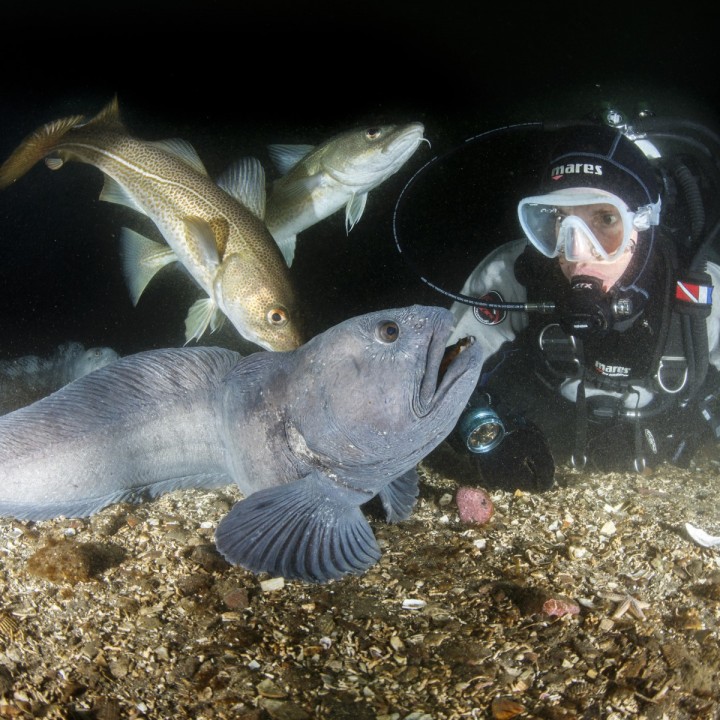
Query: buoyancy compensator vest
xmin=513 ymin=234 xmax=713 ymax=470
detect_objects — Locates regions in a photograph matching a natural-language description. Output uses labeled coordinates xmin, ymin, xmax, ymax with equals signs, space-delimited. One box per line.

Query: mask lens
xmin=518 ymin=192 xmax=635 ymax=262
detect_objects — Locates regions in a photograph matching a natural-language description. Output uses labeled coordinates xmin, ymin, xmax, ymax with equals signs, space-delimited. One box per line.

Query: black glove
xmin=664 ymin=390 xmax=720 ymax=467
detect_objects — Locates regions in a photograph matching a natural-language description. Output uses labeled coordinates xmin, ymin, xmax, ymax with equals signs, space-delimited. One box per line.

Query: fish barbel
xmin=259 ymin=122 xmax=427 ymax=265
xmin=0 ymin=97 xmax=303 ymax=351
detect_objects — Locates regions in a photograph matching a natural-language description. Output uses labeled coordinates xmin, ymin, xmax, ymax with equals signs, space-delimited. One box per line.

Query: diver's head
xmin=518 ymin=124 xmax=662 ymax=291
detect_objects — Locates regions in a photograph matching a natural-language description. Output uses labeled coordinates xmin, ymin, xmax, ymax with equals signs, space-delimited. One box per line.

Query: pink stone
xmin=455 ymin=486 xmax=494 ymax=525
xmin=542 ymin=596 xmax=580 ymax=617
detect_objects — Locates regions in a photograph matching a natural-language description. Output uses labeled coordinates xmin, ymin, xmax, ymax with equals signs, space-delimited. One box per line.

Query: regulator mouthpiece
xmin=559 ymin=275 xmax=634 ymax=337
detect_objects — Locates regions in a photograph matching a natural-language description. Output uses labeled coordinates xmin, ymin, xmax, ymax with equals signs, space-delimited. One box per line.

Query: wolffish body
xmin=0 ymin=97 xmax=302 ymax=351
xmin=0 ymin=342 xmax=119 ymax=415
xmin=0 ymin=305 xmax=482 ymax=583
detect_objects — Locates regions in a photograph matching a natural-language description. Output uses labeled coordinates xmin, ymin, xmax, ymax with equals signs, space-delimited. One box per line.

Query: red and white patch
xmin=472 ymin=291 xmax=507 ymax=326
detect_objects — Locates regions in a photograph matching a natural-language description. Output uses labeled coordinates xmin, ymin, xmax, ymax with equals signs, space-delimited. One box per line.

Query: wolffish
xmin=0 ymin=305 xmax=482 ymax=583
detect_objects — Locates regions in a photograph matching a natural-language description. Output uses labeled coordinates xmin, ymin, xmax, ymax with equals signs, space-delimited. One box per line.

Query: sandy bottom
xmin=1 ymin=442 xmax=719 ymax=720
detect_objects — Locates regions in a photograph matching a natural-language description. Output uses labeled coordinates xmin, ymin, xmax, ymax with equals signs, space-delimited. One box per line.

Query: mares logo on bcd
xmin=472 ymin=291 xmax=506 ymax=326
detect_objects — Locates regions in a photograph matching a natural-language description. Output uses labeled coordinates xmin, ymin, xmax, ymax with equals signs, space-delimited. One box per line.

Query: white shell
xmin=402 ymin=598 xmax=427 ymax=610
xmin=685 ymin=522 xmax=720 ymax=548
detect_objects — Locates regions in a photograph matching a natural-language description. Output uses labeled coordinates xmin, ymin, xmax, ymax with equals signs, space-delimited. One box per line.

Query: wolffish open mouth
xmin=438 ymin=336 xmax=474 ymax=383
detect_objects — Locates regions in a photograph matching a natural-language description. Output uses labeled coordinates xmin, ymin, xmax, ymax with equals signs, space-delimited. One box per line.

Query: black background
xmin=1 ymin=3 xmax=719 ymax=359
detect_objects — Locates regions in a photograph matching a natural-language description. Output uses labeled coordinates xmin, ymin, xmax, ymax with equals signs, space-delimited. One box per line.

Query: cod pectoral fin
xmin=183 ymin=217 xmax=222 ymax=268
xmin=214 ymin=473 xmax=381 ymax=583
xmin=119 ymin=227 xmax=178 ymax=304
xmin=375 ymin=468 xmax=420 ymax=523
xmin=184 ymin=298 xmax=225 ymax=344
xmin=345 ymin=192 xmax=368 ymax=233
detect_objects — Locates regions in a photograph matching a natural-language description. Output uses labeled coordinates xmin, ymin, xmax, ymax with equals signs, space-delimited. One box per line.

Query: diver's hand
xmin=472 ymin=420 xmax=555 ymax=492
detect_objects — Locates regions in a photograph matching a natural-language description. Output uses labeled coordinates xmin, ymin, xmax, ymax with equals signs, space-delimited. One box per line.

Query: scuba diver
xmin=394 ymin=110 xmax=720 ymax=491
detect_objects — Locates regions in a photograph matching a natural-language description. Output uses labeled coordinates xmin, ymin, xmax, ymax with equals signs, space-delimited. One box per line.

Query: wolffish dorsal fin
xmin=148 ymin=139 xmax=210 ymax=176
xmin=0 ymin=347 xmax=241 ymax=455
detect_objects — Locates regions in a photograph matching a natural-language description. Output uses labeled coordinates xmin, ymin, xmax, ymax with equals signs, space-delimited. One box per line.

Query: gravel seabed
xmin=1 ymin=441 xmax=719 ymax=720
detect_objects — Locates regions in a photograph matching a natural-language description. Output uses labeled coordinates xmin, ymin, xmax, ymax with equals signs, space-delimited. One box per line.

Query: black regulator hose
xmin=670 ymin=158 xmax=705 ymax=243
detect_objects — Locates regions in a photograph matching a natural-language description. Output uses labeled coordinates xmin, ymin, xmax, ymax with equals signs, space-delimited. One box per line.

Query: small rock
xmin=455 ymin=486 xmax=494 ymax=525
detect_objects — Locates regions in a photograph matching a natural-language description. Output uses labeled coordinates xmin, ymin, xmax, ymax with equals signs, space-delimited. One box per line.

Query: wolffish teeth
xmin=438 ymin=336 xmax=474 ymax=381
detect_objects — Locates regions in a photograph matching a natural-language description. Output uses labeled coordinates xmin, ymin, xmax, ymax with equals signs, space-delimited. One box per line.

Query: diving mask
xmin=517 ymin=189 xmax=660 ymax=262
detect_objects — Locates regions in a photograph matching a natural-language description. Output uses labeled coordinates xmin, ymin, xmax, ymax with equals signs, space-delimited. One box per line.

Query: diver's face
xmin=554 ymin=202 xmax=637 ymax=291
xmin=556 ymin=202 xmax=627 ymax=258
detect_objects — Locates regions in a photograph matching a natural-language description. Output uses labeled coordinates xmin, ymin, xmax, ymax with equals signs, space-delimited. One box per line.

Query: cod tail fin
xmin=0 ymin=113 xmax=86 ymax=189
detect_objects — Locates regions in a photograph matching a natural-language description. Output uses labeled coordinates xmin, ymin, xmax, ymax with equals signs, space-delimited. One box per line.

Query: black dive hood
xmin=392 ymin=107 xmax=720 ymax=334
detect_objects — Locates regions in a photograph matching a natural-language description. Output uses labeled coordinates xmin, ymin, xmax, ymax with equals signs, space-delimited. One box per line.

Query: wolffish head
xmin=215 ymin=253 xmax=304 ymax=352
xmin=288 ymin=304 xmax=483 ymax=481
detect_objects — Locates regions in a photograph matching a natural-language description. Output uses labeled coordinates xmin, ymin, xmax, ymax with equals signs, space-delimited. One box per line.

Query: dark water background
xmin=1 ymin=4 xmax=718 ymax=360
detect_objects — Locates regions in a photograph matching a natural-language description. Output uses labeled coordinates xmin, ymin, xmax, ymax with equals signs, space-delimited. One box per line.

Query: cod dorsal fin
xmin=81 ymin=95 xmax=127 ymax=131
xmin=267 ymin=143 xmax=315 ymax=175
xmin=148 ymin=138 xmax=210 ymax=176
xmin=216 ymin=157 xmax=267 ymax=220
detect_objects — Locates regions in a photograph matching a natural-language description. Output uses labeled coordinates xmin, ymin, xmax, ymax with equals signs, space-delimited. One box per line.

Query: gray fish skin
xmin=0 ymin=305 xmax=482 ymax=583
xmin=0 ymin=342 xmax=120 ymax=415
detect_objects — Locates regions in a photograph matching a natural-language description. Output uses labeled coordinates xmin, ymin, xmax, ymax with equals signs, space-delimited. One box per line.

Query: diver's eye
xmin=267 ymin=306 xmax=289 ymax=327
xmin=376 ymin=320 xmax=400 ymax=343
xmin=366 ymin=128 xmax=382 ymax=141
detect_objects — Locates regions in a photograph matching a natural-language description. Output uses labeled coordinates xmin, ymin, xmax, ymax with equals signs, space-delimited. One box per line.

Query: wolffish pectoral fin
xmin=184 ymin=298 xmax=226 ymax=344
xmin=119 ymin=227 xmax=178 ymax=305
xmin=375 ymin=468 xmax=420 ymax=523
xmin=214 ymin=473 xmax=381 ymax=583
xmin=345 ymin=192 xmax=368 ymax=234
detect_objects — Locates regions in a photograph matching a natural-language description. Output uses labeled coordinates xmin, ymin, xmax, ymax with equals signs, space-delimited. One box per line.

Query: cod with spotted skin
xmin=0 ymin=305 xmax=482 ymax=583
xmin=261 ymin=122 xmax=427 ymax=266
xmin=0 ymin=97 xmax=302 ymax=351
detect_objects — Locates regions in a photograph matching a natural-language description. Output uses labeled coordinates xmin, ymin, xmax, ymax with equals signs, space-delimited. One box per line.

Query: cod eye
xmin=366 ymin=127 xmax=382 ymax=141
xmin=376 ymin=320 xmax=399 ymax=343
xmin=267 ymin=306 xmax=289 ymax=327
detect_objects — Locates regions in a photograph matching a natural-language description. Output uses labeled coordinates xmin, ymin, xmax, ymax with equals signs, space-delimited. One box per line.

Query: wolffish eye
xmin=375 ymin=320 xmax=399 ymax=343
xmin=366 ymin=128 xmax=382 ymax=141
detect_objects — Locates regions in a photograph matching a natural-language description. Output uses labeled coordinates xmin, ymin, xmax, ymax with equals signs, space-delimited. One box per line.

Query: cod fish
xmin=0 ymin=305 xmax=482 ymax=583
xmin=0 ymin=341 xmax=119 ymax=415
xmin=260 ymin=123 xmax=427 ymax=266
xmin=0 ymin=97 xmax=303 ymax=351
